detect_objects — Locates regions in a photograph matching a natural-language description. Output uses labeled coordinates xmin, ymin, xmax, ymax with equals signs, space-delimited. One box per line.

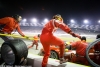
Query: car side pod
xmin=1 ymin=39 xmax=28 ymax=65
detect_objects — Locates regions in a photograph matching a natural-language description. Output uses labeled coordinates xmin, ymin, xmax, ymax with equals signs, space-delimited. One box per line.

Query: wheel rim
xmin=50 ymin=51 xmax=58 ymax=59
xmin=1 ymin=45 xmax=15 ymax=65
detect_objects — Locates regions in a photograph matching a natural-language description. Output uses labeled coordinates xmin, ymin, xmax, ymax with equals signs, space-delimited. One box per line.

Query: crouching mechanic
xmin=28 ymin=34 xmax=40 ymax=50
xmin=40 ymin=14 xmax=81 ymax=67
xmin=0 ymin=14 xmax=28 ymax=41
xmin=93 ymin=34 xmax=100 ymax=65
xmin=67 ymin=36 xmax=89 ymax=65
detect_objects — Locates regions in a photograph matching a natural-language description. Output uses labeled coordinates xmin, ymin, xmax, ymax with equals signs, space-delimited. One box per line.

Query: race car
xmin=38 ymin=41 xmax=98 ymax=66
xmin=38 ymin=41 xmax=76 ymax=61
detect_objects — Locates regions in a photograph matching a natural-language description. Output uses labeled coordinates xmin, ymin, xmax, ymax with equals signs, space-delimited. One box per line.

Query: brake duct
xmin=86 ymin=38 xmax=100 ymax=67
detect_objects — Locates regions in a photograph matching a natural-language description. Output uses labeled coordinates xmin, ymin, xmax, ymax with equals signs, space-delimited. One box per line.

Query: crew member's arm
xmin=54 ymin=20 xmax=81 ymax=39
xmin=16 ymin=24 xmax=25 ymax=37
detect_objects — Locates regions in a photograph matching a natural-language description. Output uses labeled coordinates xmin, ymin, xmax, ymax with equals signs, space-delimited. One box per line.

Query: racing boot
xmin=59 ymin=58 xmax=68 ymax=64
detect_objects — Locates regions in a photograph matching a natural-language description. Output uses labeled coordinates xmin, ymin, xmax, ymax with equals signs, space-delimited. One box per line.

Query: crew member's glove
xmin=24 ymin=36 xmax=29 ymax=39
xmin=68 ymin=31 xmax=81 ymax=39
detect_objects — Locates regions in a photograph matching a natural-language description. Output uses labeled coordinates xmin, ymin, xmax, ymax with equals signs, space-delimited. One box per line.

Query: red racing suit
xmin=71 ymin=40 xmax=89 ymax=65
xmin=94 ymin=42 xmax=100 ymax=65
xmin=40 ymin=19 xmax=80 ymax=67
xmin=28 ymin=35 xmax=39 ymax=50
xmin=0 ymin=17 xmax=25 ymax=41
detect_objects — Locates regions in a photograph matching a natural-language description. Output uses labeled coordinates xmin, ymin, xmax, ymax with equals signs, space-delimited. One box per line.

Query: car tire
xmin=1 ymin=39 xmax=28 ymax=65
xmin=86 ymin=39 xmax=100 ymax=67
xmin=49 ymin=50 xmax=59 ymax=59
xmin=0 ymin=47 xmax=4 ymax=65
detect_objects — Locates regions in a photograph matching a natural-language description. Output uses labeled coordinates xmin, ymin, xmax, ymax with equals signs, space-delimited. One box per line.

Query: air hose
xmin=86 ymin=38 xmax=100 ymax=67
xmin=0 ymin=33 xmax=38 ymax=40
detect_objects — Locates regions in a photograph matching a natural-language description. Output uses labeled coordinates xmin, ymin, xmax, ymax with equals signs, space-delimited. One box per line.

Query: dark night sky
xmin=0 ymin=0 xmax=100 ymax=24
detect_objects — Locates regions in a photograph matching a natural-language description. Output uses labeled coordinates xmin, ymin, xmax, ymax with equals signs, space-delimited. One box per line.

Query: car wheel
xmin=49 ymin=50 xmax=59 ymax=59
